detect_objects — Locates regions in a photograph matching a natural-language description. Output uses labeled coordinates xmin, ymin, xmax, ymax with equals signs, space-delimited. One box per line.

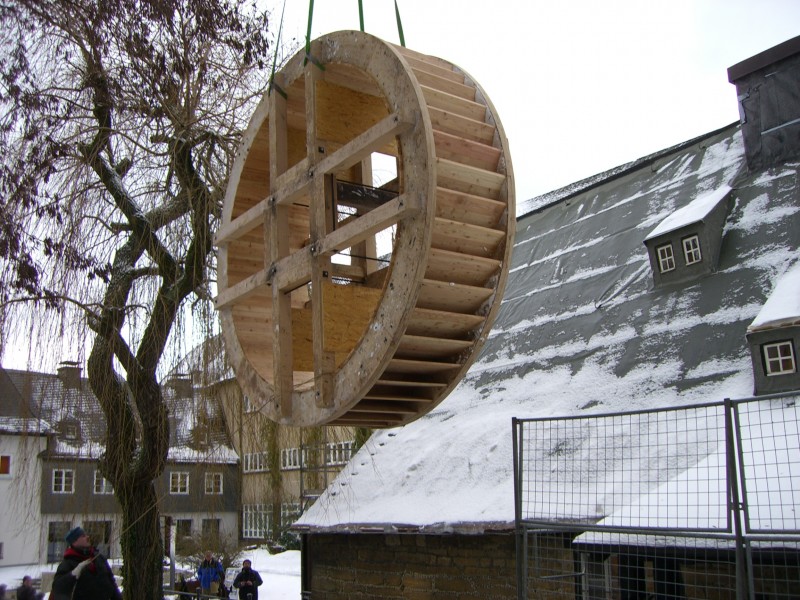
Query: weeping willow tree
xmin=0 ymin=1 xmax=275 ymax=596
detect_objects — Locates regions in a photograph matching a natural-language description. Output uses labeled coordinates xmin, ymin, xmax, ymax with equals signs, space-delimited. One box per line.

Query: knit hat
xmin=65 ymin=526 xmax=86 ymax=545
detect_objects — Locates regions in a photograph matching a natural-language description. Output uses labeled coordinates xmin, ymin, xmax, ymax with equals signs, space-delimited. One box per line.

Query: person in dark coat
xmin=15 ymin=576 xmax=37 ymax=600
xmin=232 ymin=559 xmax=263 ymax=600
xmin=50 ymin=526 xmax=121 ymax=600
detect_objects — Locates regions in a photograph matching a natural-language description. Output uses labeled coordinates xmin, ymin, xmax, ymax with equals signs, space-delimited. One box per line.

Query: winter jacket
xmin=15 ymin=585 xmax=36 ymax=600
xmin=232 ymin=567 xmax=263 ymax=600
xmin=51 ymin=546 xmax=121 ymax=600
xmin=197 ymin=558 xmax=224 ymax=590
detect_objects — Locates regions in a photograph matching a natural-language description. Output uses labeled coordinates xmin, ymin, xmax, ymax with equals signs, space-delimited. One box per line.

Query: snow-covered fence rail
xmin=512 ymin=392 xmax=800 ymax=600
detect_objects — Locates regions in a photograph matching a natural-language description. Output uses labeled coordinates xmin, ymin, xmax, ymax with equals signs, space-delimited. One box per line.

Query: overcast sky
xmin=268 ymin=0 xmax=800 ymax=202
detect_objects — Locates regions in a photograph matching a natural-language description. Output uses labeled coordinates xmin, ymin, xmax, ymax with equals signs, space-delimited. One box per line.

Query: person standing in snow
xmin=15 ymin=576 xmax=37 ymax=600
xmin=232 ymin=559 xmax=263 ymax=600
xmin=197 ymin=550 xmax=225 ymax=596
xmin=50 ymin=526 xmax=121 ymax=600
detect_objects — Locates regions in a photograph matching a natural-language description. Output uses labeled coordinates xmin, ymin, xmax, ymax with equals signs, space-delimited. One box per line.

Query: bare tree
xmin=0 ymin=0 xmax=273 ymax=596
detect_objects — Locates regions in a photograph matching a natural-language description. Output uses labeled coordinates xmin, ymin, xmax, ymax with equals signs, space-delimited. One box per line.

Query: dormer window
xmin=763 ymin=341 xmax=796 ymax=376
xmin=64 ymin=424 xmax=78 ymax=440
xmin=644 ymin=185 xmax=732 ymax=288
xmin=656 ymin=244 xmax=675 ymax=273
xmin=746 ymin=263 xmax=800 ymax=395
xmin=682 ymin=235 xmax=702 ymax=265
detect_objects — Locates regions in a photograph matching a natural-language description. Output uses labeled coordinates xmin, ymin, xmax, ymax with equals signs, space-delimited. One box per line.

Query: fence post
xmin=512 ymin=418 xmax=527 ymax=600
xmin=724 ymin=398 xmax=750 ymax=600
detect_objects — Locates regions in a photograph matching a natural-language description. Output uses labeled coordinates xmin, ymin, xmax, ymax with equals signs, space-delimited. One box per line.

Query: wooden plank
xmin=346 ymin=401 xmax=420 ymax=415
xmin=315 ymin=79 xmax=391 ymax=146
xmin=270 ymin=71 xmax=293 ymax=419
xmin=425 ymin=248 xmax=500 ymax=286
xmin=215 ymin=199 xmax=268 ymax=245
xmin=319 ymin=193 xmax=418 ymax=258
xmin=322 ymin=63 xmax=383 ymax=97
xmin=413 ymin=68 xmax=475 ymax=101
xmin=433 ymin=129 xmax=500 ymax=172
xmin=401 ymin=54 xmax=463 ymax=83
xmin=215 ymin=269 xmax=268 ymax=309
xmin=435 ymin=187 xmax=506 ymax=228
xmin=272 ymin=245 xmax=313 ymax=293
xmin=331 ymin=415 xmax=402 ymax=427
xmin=432 ymin=217 xmax=506 ymax=257
xmin=428 ymin=106 xmax=495 ymax=145
xmin=271 ymin=157 xmax=312 ymax=207
xmin=384 ymin=358 xmax=461 ymax=374
xmin=360 ymin=390 xmax=434 ymax=402
xmin=396 ymin=334 xmax=473 ymax=359
xmin=329 ymin=262 xmax=366 ymax=282
xmin=406 ymin=307 xmax=485 ymax=338
xmin=314 ymin=112 xmax=411 ymax=180
xmin=436 ymin=158 xmax=505 ymax=200
xmin=395 ymin=45 xmax=454 ymax=72
xmin=417 ymin=279 xmax=494 ymax=313
xmin=421 ymin=85 xmax=486 ymax=121
xmin=290 ymin=281 xmax=383 ymax=371
xmin=374 ymin=377 xmax=447 ymax=388
xmin=270 ymin=193 xmax=416 ymax=293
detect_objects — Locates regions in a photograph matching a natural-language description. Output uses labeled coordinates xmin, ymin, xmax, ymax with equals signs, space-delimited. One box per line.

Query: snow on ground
xmin=0 ymin=548 xmax=301 ymax=599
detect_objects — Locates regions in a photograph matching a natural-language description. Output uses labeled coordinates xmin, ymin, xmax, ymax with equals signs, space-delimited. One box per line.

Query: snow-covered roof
xmin=296 ymin=123 xmax=800 ymax=534
xmin=574 ymin=397 xmax=800 ymax=549
xmin=0 ymin=367 xmax=238 ymax=464
xmin=0 ymin=416 xmax=52 ymax=436
xmin=645 ymin=184 xmax=732 ymax=240
xmin=748 ymin=261 xmax=800 ymax=331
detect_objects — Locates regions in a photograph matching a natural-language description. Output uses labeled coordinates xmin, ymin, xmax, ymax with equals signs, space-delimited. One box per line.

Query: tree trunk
xmin=118 ymin=482 xmax=164 ymax=599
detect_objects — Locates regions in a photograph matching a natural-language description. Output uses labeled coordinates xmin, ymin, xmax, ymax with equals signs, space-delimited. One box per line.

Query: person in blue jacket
xmin=197 ymin=550 xmax=224 ymax=596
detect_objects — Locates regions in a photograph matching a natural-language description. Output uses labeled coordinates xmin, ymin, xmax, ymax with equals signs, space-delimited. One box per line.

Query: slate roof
xmin=295 ymin=121 xmax=800 ymax=534
xmin=0 ymin=366 xmax=237 ymax=463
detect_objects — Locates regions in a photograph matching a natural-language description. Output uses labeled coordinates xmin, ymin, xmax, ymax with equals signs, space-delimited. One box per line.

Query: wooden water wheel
xmin=216 ymin=31 xmax=514 ymax=428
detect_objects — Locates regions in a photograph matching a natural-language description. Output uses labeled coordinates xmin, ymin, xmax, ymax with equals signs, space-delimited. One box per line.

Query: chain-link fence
xmin=513 ymin=392 xmax=800 ymax=599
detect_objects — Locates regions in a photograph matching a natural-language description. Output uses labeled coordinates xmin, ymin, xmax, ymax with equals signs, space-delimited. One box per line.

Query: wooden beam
xmin=314 ymin=112 xmax=411 ymax=178
xmin=321 ymin=194 xmax=417 ymax=256
xmin=270 ymin=70 xmax=293 ymax=419
xmin=214 ymin=268 xmax=268 ymax=309
xmin=214 ymin=199 xmax=268 ymax=246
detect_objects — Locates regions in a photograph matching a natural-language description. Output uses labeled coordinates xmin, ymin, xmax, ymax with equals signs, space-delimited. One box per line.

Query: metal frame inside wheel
xmin=216 ymin=31 xmax=514 ymax=428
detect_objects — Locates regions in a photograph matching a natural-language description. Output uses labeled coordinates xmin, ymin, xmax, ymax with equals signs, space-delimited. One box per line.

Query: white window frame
xmin=656 ymin=243 xmax=675 ymax=273
xmin=763 ymin=341 xmax=796 ymax=376
xmin=243 ymin=395 xmax=255 ymax=413
xmin=682 ymin=234 xmax=702 ymax=265
xmin=169 ymin=471 xmax=190 ymax=495
xmin=93 ymin=470 xmax=114 ymax=494
xmin=242 ymin=504 xmax=269 ymax=539
xmin=325 ymin=440 xmax=355 ymax=465
xmin=0 ymin=454 xmax=11 ymax=478
xmin=243 ymin=451 xmax=267 ymax=473
xmin=64 ymin=424 xmax=78 ymax=440
xmin=52 ymin=468 xmax=75 ymax=494
xmin=204 ymin=472 xmax=223 ymax=495
xmin=280 ymin=447 xmax=304 ymax=470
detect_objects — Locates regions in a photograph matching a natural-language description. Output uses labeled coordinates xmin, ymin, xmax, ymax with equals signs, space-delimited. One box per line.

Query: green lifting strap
xmin=304 ymin=0 xmax=325 ymax=70
xmin=304 ymin=0 xmax=314 ymax=66
xmin=269 ymin=0 xmax=288 ymax=98
xmin=306 ymin=0 xmax=407 ymax=59
xmin=394 ymin=0 xmax=405 ymax=47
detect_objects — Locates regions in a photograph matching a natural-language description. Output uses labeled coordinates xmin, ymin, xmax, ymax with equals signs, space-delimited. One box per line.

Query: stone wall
xmin=302 ymin=531 xmax=544 ymax=599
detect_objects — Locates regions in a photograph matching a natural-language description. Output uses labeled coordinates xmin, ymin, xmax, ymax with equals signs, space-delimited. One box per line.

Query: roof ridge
xmin=518 ymin=121 xmax=741 ymax=218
